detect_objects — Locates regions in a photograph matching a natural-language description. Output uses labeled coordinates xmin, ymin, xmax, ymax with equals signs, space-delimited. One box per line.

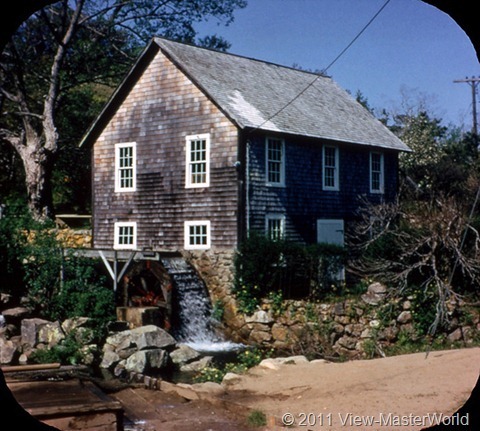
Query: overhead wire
xmin=247 ymin=0 xmax=392 ymax=135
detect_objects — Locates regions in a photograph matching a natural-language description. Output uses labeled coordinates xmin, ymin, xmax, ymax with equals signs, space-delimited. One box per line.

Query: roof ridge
xmin=153 ymin=36 xmax=330 ymax=79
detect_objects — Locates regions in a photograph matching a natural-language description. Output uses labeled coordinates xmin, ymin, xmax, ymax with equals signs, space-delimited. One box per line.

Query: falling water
xmin=161 ymin=257 xmax=243 ymax=353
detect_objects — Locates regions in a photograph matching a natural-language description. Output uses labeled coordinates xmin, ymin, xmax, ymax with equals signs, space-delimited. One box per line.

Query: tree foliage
xmin=0 ymin=0 xmax=247 ymax=219
xmin=350 ymin=107 xmax=480 ymax=334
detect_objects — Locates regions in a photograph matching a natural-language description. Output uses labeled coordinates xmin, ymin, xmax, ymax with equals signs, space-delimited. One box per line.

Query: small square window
xmin=114 ymin=222 xmax=137 ymax=250
xmin=184 ymin=220 xmax=211 ymax=250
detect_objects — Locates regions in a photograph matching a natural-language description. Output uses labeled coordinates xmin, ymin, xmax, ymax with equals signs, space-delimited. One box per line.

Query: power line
xmin=321 ymin=0 xmax=392 ymax=75
xmin=248 ymin=0 xmax=392 ymax=135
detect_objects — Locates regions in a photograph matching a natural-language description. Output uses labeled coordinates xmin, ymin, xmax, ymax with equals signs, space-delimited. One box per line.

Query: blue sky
xmin=195 ymin=0 xmax=479 ymax=129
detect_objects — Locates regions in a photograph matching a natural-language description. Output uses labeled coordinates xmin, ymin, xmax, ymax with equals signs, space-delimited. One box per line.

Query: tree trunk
xmin=22 ymin=147 xmax=54 ymax=221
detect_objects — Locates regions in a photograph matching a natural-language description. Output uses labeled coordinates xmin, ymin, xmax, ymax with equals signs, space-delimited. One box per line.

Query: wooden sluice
xmin=4 ymin=366 xmax=124 ymax=431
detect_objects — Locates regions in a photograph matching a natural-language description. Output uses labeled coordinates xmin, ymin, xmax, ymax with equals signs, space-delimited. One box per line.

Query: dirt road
xmin=113 ymin=347 xmax=480 ymax=431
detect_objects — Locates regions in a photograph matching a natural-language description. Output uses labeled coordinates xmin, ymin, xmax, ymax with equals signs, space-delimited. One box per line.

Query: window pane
xmin=371 ymin=153 xmax=383 ymax=192
xmin=116 ymin=144 xmax=135 ymax=191
xmin=189 ymin=138 xmax=207 ymax=185
xmin=118 ymin=226 xmax=133 ymax=245
xmin=267 ymin=139 xmax=283 ymax=184
xmin=267 ymin=217 xmax=283 ymax=241
xmin=187 ymin=222 xmax=209 ymax=248
xmin=323 ymin=147 xmax=337 ymax=189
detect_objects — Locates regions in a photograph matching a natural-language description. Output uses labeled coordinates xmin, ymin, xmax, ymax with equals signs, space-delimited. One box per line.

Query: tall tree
xmin=0 ymin=0 xmax=246 ymax=220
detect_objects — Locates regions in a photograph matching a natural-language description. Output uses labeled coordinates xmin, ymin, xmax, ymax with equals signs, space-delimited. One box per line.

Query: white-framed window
xmin=115 ymin=142 xmax=136 ymax=192
xmin=185 ymin=134 xmax=210 ymax=188
xmin=265 ymin=214 xmax=285 ymax=241
xmin=184 ymin=220 xmax=211 ymax=250
xmin=370 ymin=152 xmax=384 ymax=193
xmin=266 ymin=137 xmax=285 ymax=186
xmin=114 ymin=222 xmax=137 ymax=250
xmin=323 ymin=145 xmax=339 ymax=191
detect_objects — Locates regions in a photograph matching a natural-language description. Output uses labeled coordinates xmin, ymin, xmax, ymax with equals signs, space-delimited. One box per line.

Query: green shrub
xmin=246 ymin=410 xmax=267 ymax=427
xmin=30 ymin=331 xmax=88 ymax=365
xmin=0 ymin=210 xmax=115 ymax=336
xmin=194 ymin=347 xmax=271 ymax=383
xmin=233 ymin=233 xmax=346 ymax=313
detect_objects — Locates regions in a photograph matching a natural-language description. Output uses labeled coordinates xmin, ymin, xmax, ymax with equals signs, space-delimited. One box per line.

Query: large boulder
xmin=100 ymin=325 xmax=176 ymax=373
xmin=130 ymin=325 xmax=176 ymax=351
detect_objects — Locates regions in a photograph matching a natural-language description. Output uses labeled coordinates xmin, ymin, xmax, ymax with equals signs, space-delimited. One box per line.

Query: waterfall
xmin=161 ymin=256 xmax=242 ymax=353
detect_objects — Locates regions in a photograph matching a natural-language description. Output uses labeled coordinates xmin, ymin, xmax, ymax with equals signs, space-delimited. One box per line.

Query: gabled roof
xmin=80 ymin=37 xmax=409 ymax=152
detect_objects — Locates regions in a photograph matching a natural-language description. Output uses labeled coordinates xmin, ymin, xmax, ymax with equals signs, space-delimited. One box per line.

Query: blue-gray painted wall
xmin=246 ymin=133 xmax=399 ymax=243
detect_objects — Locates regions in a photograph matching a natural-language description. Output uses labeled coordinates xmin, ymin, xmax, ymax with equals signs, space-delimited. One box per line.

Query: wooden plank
xmin=1 ymin=363 xmax=61 ymax=373
xmin=9 ymin=379 xmax=123 ymax=417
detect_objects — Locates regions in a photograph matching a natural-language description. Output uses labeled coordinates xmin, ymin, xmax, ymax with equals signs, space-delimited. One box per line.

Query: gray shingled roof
xmin=155 ymin=37 xmax=409 ymax=151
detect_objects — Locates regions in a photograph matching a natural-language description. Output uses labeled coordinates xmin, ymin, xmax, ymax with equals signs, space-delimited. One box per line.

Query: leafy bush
xmin=0 ymin=209 xmax=115 ymax=334
xmin=233 ymin=234 xmax=346 ymax=313
xmin=194 ymin=347 xmax=271 ymax=383
xmin=30 ymin=332 xmax=89 ymax=365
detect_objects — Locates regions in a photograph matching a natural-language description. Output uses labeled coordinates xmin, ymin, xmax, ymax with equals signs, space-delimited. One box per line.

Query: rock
xmin=192 ymin=381 xmax=225 ymax=399
xmin=447 ymin=328 xmax=463 ymax=343
xmin=397 ymin=311 xmax=412 ymax=324
xmin=222 ymin=372 xmax=242 ymax=385
xmin=21 ymin=318 xmax=50 ymax=348
xmin=334 ymin=302 xmax=346 ymax=316
xmin=130 ymin=325 xmax=176 ymax=351
xmin=100 ymin=349 xmax=121 ymax=369
xmin=258 ymin=358 xmax=282 ymax=371
xmin=2 ymin=307 xmax=30 ymax=322
xmin=38 ymin=321 xmax=65 ymax=348
xmin=0 ymin=338 xmax=17 ymax=364
xmin=335 ymin=336 xmax=357 ymax=350
xmin=125 ymin=349 xmax=169 ymax=374
xmin=368 ymin=282 xmax=387 ymax=295
xmin=245 ymin=310 xmax=274 ymax=324
xmin=258 ymin=355 xmax=309 ymax=370
xmin=179 ymin=356 xmax=213 ymax=372
xmin=170 ymin=344 xmax=201 ymax=366
xmin=105 ymin=331 xmax=133 ymax=352
xmin=62 ymin=317 xmax=90 ymax=335
xmin=362 ymin=282 xmax=387 ymax=305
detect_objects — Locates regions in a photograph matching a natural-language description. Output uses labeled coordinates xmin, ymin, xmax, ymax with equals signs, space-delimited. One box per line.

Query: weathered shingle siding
xmin=247 ymin=134 xmax=398 ymax=243
xmin=92 ymin=50 xmax=239 ymax=250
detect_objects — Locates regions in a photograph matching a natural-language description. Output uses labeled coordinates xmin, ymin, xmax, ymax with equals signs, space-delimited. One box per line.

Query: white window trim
xmin=185 ymin=133 xmax=210 ymax=188
xmin=322 ymin=145 xmax=339 ymax=191
xmin=184 ymin=220 xmax=211 ymax=250
xmin=265 ymin=137 xmax=286 ymax=187
xmin=114 ymin=222 xmax=137 ymax=250
xmin=370 ymin=151 xmax=385 ymax=194
xmin=265 ymin=214 xmax=286 ymax=240
xmin=114 ymin=142 xmax=137 ymax=193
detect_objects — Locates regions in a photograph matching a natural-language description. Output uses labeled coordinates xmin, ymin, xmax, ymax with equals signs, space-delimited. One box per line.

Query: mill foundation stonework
xmin=171 ymin=256 xmax=480 ymax=359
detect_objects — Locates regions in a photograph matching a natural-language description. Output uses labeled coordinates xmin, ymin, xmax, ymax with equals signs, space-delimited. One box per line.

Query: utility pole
xmin=454 ymin=76 xmax=480 ymax=135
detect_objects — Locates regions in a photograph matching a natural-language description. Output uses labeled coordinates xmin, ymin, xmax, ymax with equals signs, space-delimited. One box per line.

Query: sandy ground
xmin=110 ymin=348 xmax=480 ymax=431
xmin=221 ymin=347 xmax=480 ymax=430
xmin=112 ymin=347 xmax=480 ymax=431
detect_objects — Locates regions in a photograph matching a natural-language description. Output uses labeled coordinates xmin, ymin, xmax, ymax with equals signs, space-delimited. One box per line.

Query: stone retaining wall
xmin=231 ymin=287 xmax=480 ymax=359
xmin=178 ymin=251 xmax=480 ymax=359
